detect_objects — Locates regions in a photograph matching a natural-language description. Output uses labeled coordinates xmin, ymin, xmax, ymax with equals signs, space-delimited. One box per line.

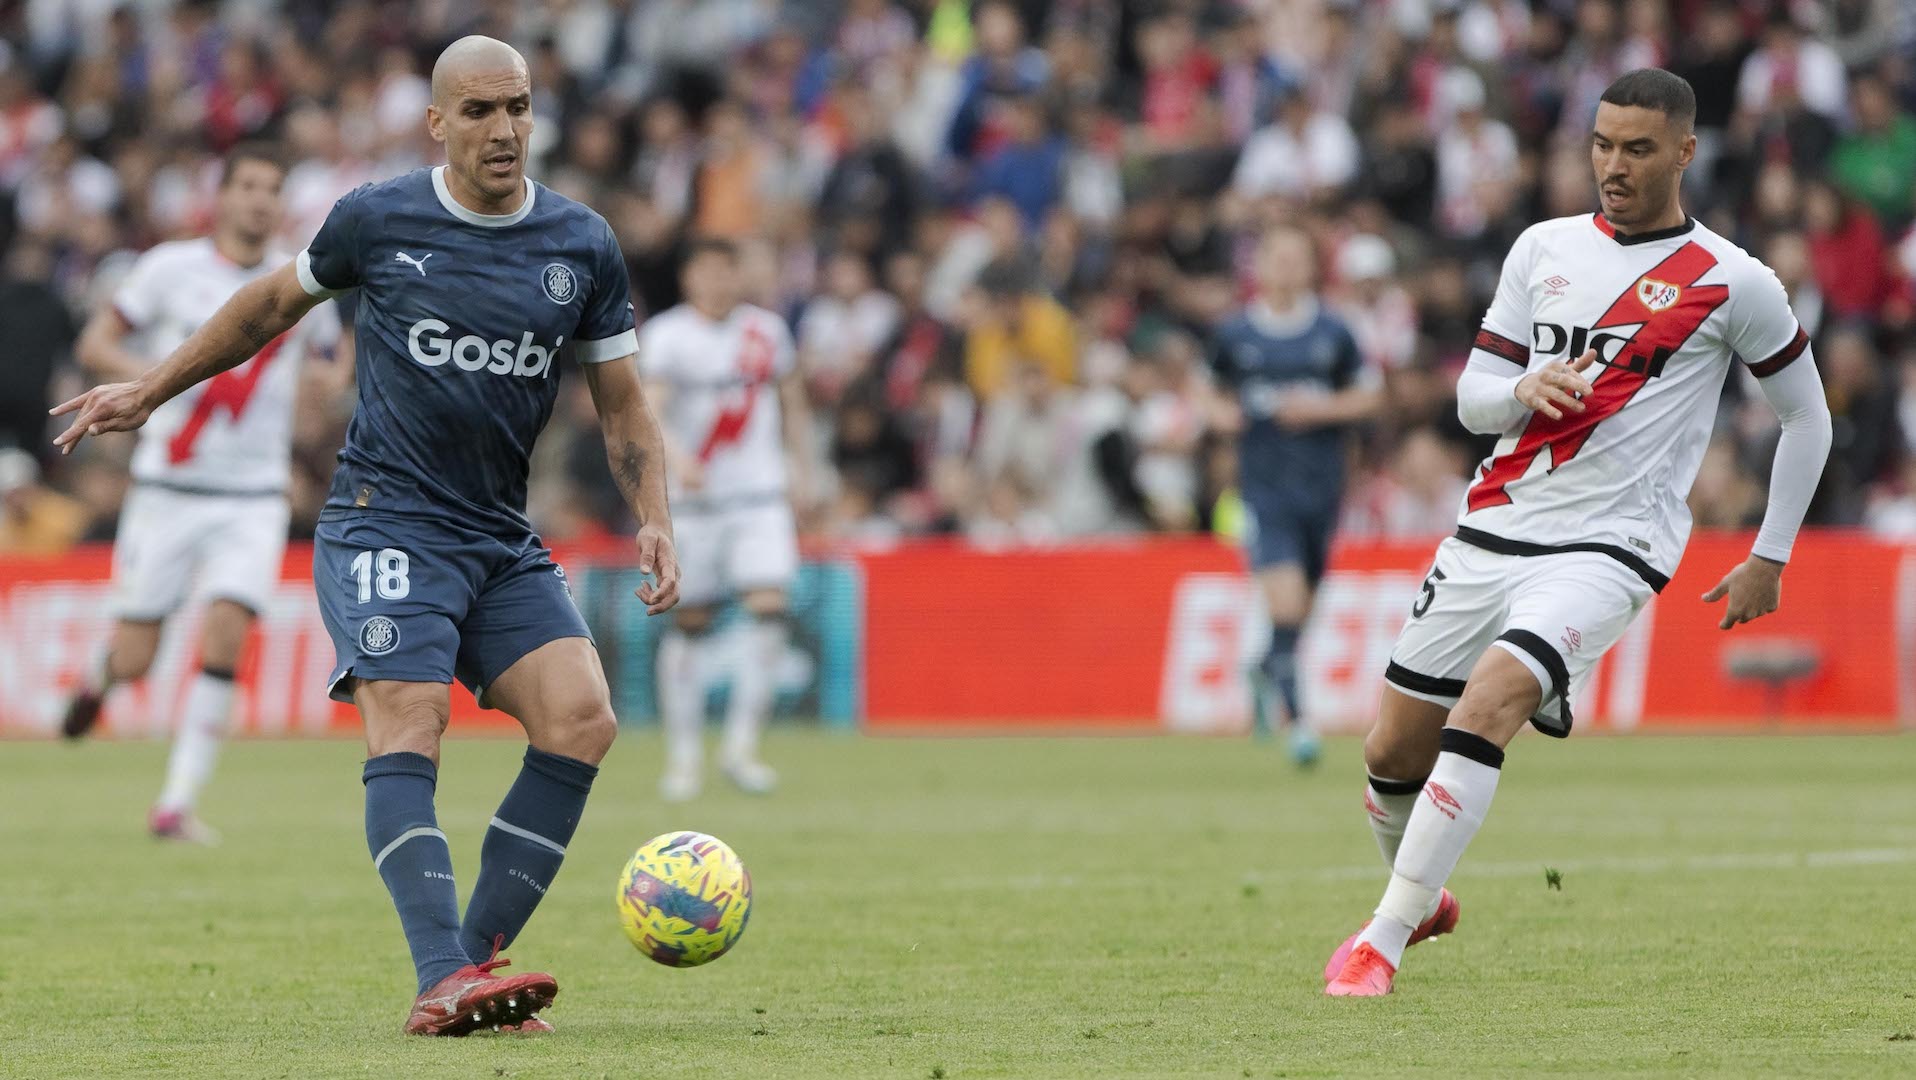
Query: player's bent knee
xmin=541 ymin=700 xmax=617 ymax=764
xmin=357 ymin=683 xmax=452 ymax=759
xmin=1364 ymin=693 xmax=1446 ymax=779
xmin=1447 ymin=651 xmax=1542 ymax=747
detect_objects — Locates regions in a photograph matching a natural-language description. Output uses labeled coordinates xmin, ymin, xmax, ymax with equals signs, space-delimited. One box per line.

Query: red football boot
xmin=1324 ymin=942 xmax=1396 ymax=997
xmin=403 ymin=937 xmax=558 ymax=1037
xmin=1321 ymin=888 xmax=1459 ymax=982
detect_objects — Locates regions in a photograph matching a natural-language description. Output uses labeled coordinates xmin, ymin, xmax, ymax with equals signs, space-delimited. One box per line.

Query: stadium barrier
xmin=1 ymin=533 xmax=1910 ymax=736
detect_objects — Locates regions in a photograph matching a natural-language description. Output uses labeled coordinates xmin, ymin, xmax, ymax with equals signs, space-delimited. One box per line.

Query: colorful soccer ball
xmin=616 ymin=831 xmax=752 ymax=967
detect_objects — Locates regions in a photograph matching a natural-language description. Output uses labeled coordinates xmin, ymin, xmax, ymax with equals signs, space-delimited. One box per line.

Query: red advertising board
xmin=1 ymin=532 xmax=1909 ymax=735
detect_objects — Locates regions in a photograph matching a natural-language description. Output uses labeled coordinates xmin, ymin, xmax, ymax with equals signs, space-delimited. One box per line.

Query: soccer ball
xmin=615 ymin=831 xmax=753 ymax=967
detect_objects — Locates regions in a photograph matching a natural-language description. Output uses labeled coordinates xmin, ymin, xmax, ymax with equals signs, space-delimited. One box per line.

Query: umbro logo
xmin=1424 ymin=781 xmax=1463 ymax=820
xmin=395 ymin=251 xmax=434 ymax=275
xmin=1543 ymin=274 xmax=1570 ymax=295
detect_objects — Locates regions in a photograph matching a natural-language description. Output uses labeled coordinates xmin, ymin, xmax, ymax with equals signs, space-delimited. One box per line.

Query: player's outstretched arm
xmin=51 ymin=263 xmax=323 ymax=454
xmin=584 ymin=355 xmax=681 ymax=616
xmin=1702 ymin=352 xmax=1832 ymax=629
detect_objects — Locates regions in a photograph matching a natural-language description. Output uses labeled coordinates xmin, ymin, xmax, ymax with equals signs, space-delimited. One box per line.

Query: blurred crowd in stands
xmin=4 ymin=0 xmax=1916 ymax=556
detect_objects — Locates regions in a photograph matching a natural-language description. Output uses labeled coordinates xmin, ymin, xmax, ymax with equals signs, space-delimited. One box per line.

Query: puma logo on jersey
xmin=395 ymin=251 xmax=434 ymax=275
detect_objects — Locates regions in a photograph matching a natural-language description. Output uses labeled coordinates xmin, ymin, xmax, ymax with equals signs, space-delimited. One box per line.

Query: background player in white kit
xmin=1323 ymin=70 xmax=1835 ymax=997
xmin=642 ymin=238 xmax=812 ymax=801
xmin=61 ymin=143 xmax=341 ymax=844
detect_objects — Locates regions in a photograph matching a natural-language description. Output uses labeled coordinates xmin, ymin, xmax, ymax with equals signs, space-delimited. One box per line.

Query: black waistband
xmin=1454 ymin=525 xmax=1669 ymax=592
xmin=135 ymin=478 xmax=286 ymax=499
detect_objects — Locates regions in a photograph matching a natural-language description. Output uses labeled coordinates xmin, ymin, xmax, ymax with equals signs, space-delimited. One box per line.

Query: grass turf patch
xmin=2 ymin=732 xmax=1912 ymax=1078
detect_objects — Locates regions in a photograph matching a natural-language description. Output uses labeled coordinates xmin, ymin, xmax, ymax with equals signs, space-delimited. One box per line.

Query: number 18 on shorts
xmin=312 ymin=514 xmax=592 ymax=704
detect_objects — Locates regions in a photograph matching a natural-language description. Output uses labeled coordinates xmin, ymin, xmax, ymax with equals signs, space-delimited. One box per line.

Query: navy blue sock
xmin=363 ymin=752 xmax=469 ymax=993
xmin=1263 ymin=625 xmax=1303 ymax=725
xmin=459 ymin=747 xmax=598 ymax=963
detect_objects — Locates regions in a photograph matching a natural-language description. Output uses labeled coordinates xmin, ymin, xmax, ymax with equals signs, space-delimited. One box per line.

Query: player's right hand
xmin=49 ymin=381 xmax=154 ymax=455
xmin=1514 ymin=349 xmax=1598 ymax=421
xmin=634 ymin=523 xmax=681 ymax=616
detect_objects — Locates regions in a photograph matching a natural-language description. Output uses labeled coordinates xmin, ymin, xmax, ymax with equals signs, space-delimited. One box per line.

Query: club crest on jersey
xmin=1636 ymin=277 xmax=1681 ymax=312
xmin=542 ymin=263 xmax=577 ymax=304
xmin=360 ymin=615 xmax=400 ymax=656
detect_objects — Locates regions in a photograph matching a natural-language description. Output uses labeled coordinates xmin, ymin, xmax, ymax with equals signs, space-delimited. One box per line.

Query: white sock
xmin=1365 ymin=774 xmax=1443 ymax=924
xmin=657 ymin=629 xmax=704 ymax=774
xmin=1357 ymin=734 xmax=1505 ymax=968
xmin=86 ymin=647 xmax=115 ymax=696
xmin=1364 ymin=775 xmax=1424 ymax=867
xmin=156 ymin=669 xmax=234 ymax=812
xmin=721 ymin=616 xmax=786 ymax=764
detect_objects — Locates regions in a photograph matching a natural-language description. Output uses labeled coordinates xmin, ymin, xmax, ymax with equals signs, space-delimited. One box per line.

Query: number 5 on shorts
xmin=350 ymin=548 xmax=411 ymax=603
xmin=1411 ymin=567 xmax=1447 ymax=619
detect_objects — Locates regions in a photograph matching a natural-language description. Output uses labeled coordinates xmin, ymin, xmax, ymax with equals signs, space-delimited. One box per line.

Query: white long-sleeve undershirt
xmin=1454 ymin=351 xmax=1531 ymax=435
xmin=1747 ymin=350 xmax=1832 ymax=564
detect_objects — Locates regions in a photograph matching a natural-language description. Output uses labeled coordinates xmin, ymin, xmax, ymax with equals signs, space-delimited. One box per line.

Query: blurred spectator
xmin=971 ymin=94 xmax=1063 ymax=228
xmin=962 ymin=259 xmax=1076 ymax=401
xmin=1231 ymin=84 xmax=1359 ymax=204
xmin=1814 ymin=324 xmax=1902 ymax=524
xmin=798 ymin=249 xmax=902 ymax=405
xmin=0 ymin=238 xmax=72 ymax=459
xmin=6 ymin=0 xmax=1912 ymax=552
xmin=0 ymin=448 xmax=86 ymax=554
xmin=1803 ymin=180 xmax=1894 ymax=320
xmin=1828 ymin=71 xmax=1916 ymax=228
xmin=1432 ymin=69 xmax=1518 ymax=241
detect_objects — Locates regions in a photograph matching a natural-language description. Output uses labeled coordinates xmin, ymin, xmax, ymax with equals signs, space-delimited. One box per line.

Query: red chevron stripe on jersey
xmin=1467 ymin=241 xmax=1730 ymax=512
xmin=166 ymin=332 xmax=292 ymax=464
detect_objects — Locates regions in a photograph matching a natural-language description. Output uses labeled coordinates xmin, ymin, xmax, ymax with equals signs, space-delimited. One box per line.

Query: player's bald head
xmin=430 ymin=36 xmax=528 ymax=107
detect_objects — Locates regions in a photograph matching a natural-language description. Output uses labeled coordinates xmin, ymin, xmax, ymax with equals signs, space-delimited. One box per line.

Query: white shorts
xmin=111 ymin=485 xmax=290 ymax=621
xmin=1384 ymin=534 xmax=1657 ymax=737
xmin=673 ymin=499 xmax=799 ymax=609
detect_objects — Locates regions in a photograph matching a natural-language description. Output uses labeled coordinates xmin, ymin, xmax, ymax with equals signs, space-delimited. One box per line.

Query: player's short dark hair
xmin=220 ymin=141 xmax=286 ymax=186
xmin=684 ymin=236 xmax=739 ymax=264
xmin=1599 ymin=69 xmax=1696 ymax=132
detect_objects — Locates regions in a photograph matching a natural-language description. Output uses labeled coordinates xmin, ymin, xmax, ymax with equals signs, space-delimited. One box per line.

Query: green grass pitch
xmin=3 ymin=731 xmax=1913 ymax=1078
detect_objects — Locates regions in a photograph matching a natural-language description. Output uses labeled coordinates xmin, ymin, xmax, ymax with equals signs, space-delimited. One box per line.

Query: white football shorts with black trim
xmin=673 ymin=498 xmax=799 ymax=609
xmin=1384 ymin=535 xmax=1656 ymax=736
xmin=110 ymin=485 xmax=289 ymax=621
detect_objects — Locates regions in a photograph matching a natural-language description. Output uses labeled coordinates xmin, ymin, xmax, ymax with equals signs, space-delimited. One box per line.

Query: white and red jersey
xmin=638 ymin=302 xmax=795 ymax=506
xmin=1459 ymin=213 xmax=1807 ymax=589
xmin=114 ymin=238 xmax=339 ymax=494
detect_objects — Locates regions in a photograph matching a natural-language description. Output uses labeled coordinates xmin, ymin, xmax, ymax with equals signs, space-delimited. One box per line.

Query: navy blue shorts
xmin=1243 ymin=492 xmax=1338 ymax=583
xmin=313 ymin=512 xmax=591 ymax=706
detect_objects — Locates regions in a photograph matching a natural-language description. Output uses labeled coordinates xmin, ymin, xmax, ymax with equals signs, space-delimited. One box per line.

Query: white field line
xmin=775 ymin=846 xmax=1916 ymax=895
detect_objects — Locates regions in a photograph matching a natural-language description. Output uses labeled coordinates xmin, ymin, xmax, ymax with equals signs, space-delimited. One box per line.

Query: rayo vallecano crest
xmin=1636 ymin=276 xmax=1681 ymax=312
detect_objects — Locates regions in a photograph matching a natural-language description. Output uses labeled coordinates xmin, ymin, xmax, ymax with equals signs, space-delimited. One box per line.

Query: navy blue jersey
xmin=298 ymin=166 xmax=636 ymax=536
xmin=1209 ymin=301 xmax=1367 ymax=507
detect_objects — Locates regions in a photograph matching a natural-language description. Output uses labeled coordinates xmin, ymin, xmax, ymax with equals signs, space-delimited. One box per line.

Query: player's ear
xmin=1676 ymin=131 xmax=1696 ymax=170
xmin=426 ymin=104 xmax=446 ymax=144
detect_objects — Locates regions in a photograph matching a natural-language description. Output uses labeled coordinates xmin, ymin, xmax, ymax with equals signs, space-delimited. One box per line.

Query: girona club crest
xmin=1636 ymin=276 xmax=1681 ymax=312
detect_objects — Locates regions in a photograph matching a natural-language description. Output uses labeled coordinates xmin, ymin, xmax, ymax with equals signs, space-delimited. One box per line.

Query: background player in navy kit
xmin=50 ymin=37 xmax=680 ymax=1036
xmin=1210 ymin=225 xmax=1381 ymax=766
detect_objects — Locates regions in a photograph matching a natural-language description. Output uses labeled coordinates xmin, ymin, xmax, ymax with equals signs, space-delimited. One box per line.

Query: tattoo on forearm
xmin=238 ymin=318 xmax=275 ymax=351
xmin=614 ymin=441 xmax=647 ymax=496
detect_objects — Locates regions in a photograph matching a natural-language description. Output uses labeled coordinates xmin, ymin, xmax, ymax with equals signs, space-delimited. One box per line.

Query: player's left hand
xmin=635 ymin=523 xmax=681 ymax=616
xmin=49 ymin=380 xmax=154 ymax=454
xmin=1701 ymin=555 xmax=1784 ymax=630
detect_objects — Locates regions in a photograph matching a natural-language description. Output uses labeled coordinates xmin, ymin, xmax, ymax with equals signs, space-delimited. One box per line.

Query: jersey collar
xmin=431 ymin=166 xmax=535 ymax=228
xmin=1591 ymin=212 xmax=1695 ymax=246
